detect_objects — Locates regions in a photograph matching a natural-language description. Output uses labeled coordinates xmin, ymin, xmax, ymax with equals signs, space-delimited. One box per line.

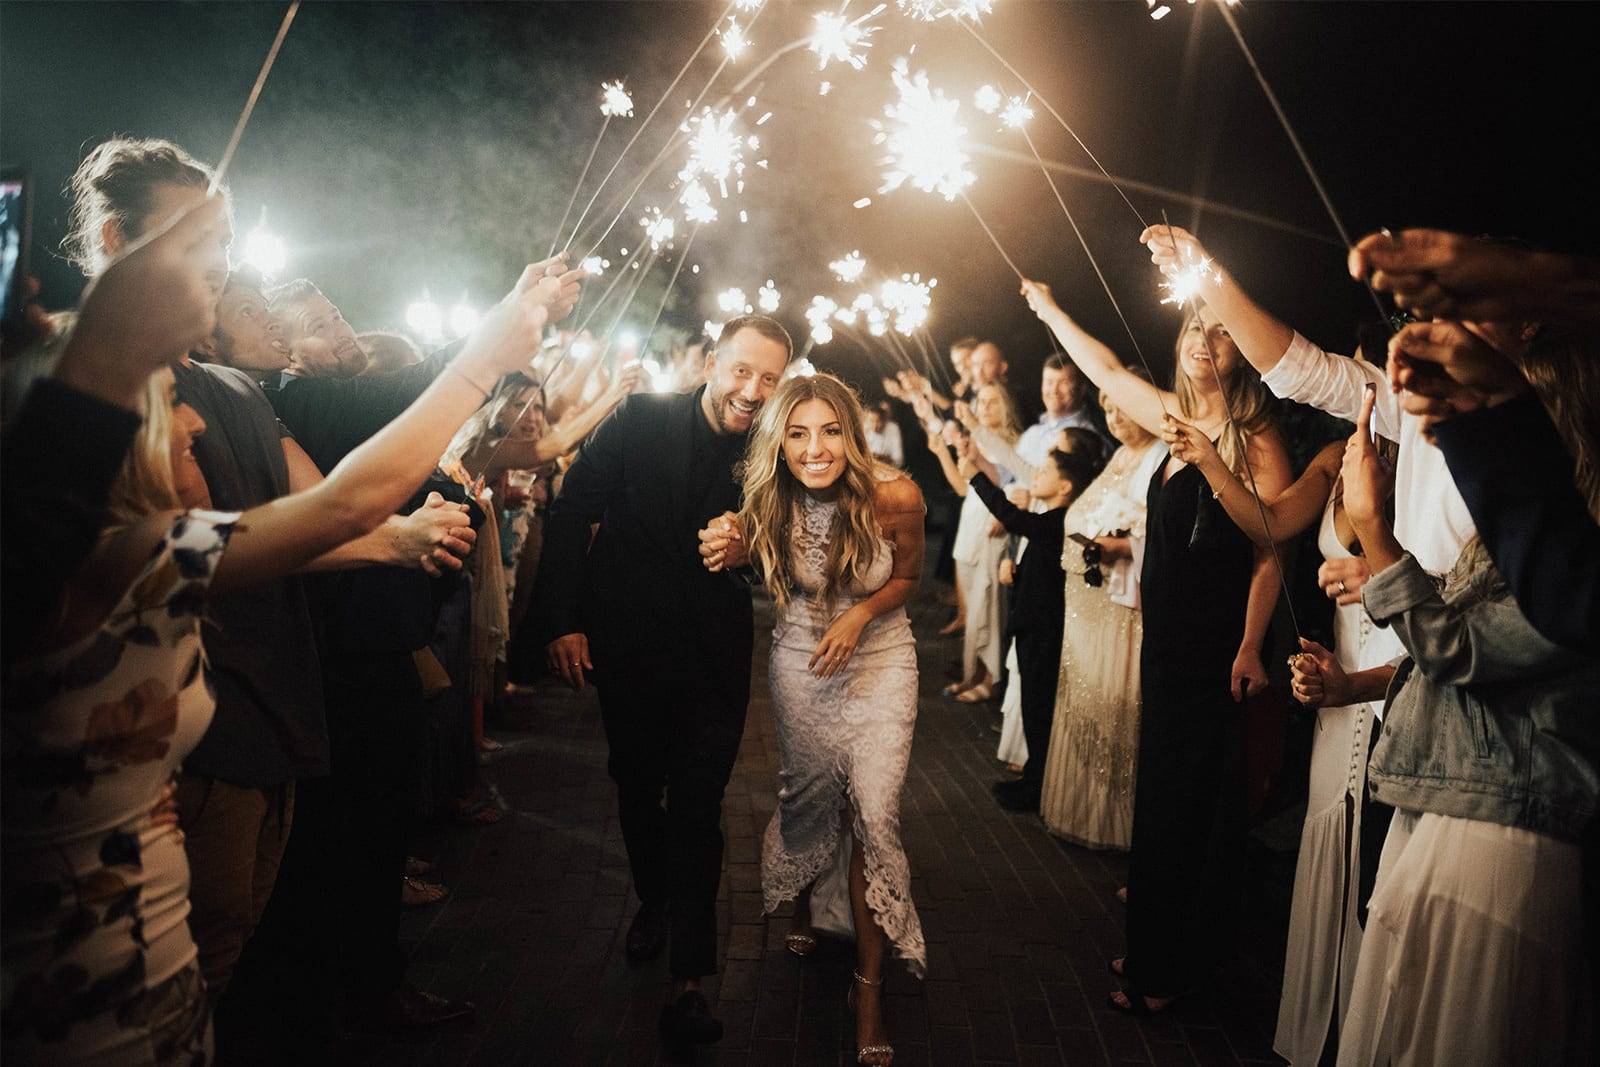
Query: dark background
xmin=4 ymin=0 xmax=1596 ymax=409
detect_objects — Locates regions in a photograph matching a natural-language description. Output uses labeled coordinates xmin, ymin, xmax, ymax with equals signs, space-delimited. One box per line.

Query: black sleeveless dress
xmin=1124 ymin=458 xmax=1255 ymax=997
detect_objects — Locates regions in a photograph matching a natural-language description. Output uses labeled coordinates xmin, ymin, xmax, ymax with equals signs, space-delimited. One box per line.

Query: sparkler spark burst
xmin=973 ymin=84 xmax=1001 ymax=114
xmin=719 ymin=17 xmax=750 ymax=61
xmin=717 ymin=287 xmax=751 ymax=315
xmin=705 ymin=320 xmax=725 ymax=341
xmin=880 ymin=272 xmax=936 ymax=334
xmin=805 ymin=296 xmax=838 ymax=344
xmin=1000 ymin=94 xmax=1034 ymax=130
xmin=580 ymin=255 xmax=610 ymax=276
xmin=600 ymin=80 xmax=634 ymax=117
xmin=807 ymin=4 xmax=886 ymax=72
xmin=1159 ymin=250 xmax=1223 ymax=307
xmin=732 ymin=0 xmax=762 ymax=10
xmin=639 ymin=207 xmax=676 ymax=250
xmin=830 ymin=250 xmax=867 ymax=283
xmin=875 ymin=58 xmax=975 ymax=202
xmin=896 ymin=0 xmax=991 ymax=22
xmin=679 ymin=108 xmax=749 ymax=198
xmin=758 ymin=280 xmax=781 ymax=313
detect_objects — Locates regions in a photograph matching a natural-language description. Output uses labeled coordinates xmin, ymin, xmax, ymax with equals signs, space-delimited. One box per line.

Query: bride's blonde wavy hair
xmin=738 ymin=373 xmax=883 ymax=611
xmin=1173 ymin=307 xmax=1275 ymax=474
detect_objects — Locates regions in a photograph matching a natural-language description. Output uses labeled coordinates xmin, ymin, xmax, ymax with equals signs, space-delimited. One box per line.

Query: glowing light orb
xmin=679 ymin=180 xmax=718 ymax=224
xmin=600 ymin=80 xmax=634 ymax=117
xmin=581 ymin=255 xmax=610 ymax=276
xmin=973 ymin=84 xmax=1001 ymax=114
xmin=405 ymin=295 xmax=442 ymax=340
xmin=758 ymin=280 xmax=781 ymax=313
xmin=448 ymin=300 xmax=479 ymax=338
xmin=717 ymin=287 xmax=751 ymax=315
xmin=830 ymin=250 xmax=867 ymax=283
xmin=704 ymin=320 xmax=725 ymax=341
xmin=241 ymin=224 xmax=287 ymax=276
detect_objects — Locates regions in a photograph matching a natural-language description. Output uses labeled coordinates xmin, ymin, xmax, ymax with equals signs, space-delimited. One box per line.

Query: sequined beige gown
xmin=1039 ymin=442 xmax=1164 ymax=850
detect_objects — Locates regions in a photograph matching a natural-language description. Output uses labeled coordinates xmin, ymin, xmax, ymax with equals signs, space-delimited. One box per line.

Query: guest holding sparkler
xmin=1022 ymin=276 xmax=1292 ymax=1015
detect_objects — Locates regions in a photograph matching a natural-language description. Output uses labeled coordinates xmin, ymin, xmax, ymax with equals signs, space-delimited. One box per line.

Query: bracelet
xmin=448 ymin=365 xmax=494 ymax=401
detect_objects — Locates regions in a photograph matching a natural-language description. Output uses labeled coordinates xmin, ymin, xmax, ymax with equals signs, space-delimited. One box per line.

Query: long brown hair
xmin=1172 ymin=307 xmax=1275 ymax=473
xmin=738 ymin=374 xmax=883 ymax=611
xmin=1517 ymin=324 xmax=1600 ymax=518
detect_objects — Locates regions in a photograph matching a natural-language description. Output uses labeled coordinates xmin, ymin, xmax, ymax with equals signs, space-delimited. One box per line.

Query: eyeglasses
xmin=1079 ymin=528 xmax=1129 ymax=588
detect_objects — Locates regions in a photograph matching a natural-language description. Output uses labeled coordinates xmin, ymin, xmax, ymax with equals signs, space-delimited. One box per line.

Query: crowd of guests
xmin=876 ymin=227 xmax=1598 ymax=1062
xmin=1 ymin=132 xmax=1596 ymax=1066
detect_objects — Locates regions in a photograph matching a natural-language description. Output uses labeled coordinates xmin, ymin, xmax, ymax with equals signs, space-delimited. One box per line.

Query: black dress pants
xmin=597 ymin=670 xmax=748 ymax=980
xmin=1016 ymin=625 xmax=1063 ymax=787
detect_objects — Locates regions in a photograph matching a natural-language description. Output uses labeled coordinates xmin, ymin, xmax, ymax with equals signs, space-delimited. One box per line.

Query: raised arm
xmin=1020 ymin=278 xmax=1173 ymax=437
xmin=1166 ymin=421 xmax=1342 ymax=547
xmin=211 ymin=262 xmax=582 ymax=595
xmin=474 ymin=360 xmax=642 ymax=478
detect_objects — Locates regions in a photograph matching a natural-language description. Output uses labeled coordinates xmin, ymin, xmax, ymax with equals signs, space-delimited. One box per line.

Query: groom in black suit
xmin=528 ymin=315 xmax=792 ymax=1044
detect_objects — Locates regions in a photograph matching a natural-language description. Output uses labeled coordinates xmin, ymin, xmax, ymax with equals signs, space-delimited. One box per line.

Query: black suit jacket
xmin=528 ymin=387 xmax=754 ymax=705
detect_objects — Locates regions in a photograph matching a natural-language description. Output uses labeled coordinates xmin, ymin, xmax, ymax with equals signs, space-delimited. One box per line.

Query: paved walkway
xmin=370 ymin=588 xmax=1286 ymax=1066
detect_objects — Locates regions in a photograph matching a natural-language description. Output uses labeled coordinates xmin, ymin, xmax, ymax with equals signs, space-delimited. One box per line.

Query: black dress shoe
xmin=658 ymin=989 xmax=723 ymax=1045
xmin=625 ymin=902 xmax=669 ymax=963
xmin=991 ymin=778 xmax=1041 ymax=812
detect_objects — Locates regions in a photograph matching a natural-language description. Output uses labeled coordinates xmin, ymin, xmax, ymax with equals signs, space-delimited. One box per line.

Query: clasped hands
xmin=698 ymin=511 xmax=748 ymax=573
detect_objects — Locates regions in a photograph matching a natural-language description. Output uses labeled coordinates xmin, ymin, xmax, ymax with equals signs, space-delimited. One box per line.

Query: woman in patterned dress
xmin=705 ymin=373 xmax=924 ymax=1066
xmin=2 ymin=189 xmax=579 ymax=1063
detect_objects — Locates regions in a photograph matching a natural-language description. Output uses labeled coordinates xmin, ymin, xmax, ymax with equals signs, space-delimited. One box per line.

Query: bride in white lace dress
xmin=701 ymin=373 xmax=924 ymax=1066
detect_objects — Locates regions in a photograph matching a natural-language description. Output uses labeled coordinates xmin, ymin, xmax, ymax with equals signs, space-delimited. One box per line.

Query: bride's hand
xmin=698 ymin=511 xmax=746 ymax=572
xmin=810 ymin=605 xmax=870 ymax=679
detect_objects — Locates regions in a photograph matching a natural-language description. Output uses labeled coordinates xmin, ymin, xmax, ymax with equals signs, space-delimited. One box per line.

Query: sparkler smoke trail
xmin=1212 ymin=0 xmax=1389 ymax=320
xmin=211 ymin=1 xmax=300 ymax=193
xmin=559 ymin=0 xmax=744 ymax=255
xmin=547 ymin=81 xmax=636 ymax=258
xmin=1157 ymin=210 xmax=1303 ymax=639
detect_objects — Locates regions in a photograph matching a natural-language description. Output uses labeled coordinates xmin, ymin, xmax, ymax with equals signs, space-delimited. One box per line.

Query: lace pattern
xmin=762 ymin=491 xmax=926 ymax=977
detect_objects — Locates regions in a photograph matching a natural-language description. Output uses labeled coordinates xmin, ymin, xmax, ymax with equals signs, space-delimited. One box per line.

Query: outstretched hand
xmin=1348 ymin=227 xmax=1556 ymax=323
xmin=1139 ymin=224 xmax=1209 ymax=279
xmin=1386 ymin=321 xmax=1528 ymax=431
xmin=1018 ymin=277 xmax=1059 ymax=320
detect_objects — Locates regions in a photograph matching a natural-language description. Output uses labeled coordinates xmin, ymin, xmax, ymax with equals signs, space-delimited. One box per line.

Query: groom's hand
xmin=698 ymin=512 xmax=748 ymax=572
xmin=546 ymin=633 xmax=593 ymax=690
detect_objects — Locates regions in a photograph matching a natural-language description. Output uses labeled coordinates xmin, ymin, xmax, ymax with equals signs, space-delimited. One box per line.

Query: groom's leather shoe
xmin=625 ymin=902 xmax=669 ymax=963
xmin=658 ymin=989 xmax=723 ymax=1046
xmin=992 ymin=778 xmax=1041 ymax=812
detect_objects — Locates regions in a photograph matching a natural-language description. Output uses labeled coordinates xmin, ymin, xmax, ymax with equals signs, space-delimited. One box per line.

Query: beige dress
xmin=1039 ymin=442 xmax=1163 ymax=849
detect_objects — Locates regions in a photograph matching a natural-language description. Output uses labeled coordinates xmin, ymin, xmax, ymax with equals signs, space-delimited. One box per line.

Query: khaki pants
xmin=176 ymin=775 xmax=295 ymax=1000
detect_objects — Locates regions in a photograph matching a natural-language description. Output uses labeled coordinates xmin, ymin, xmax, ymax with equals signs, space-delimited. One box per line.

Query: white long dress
xmin=761 ymin=484 xmax=927 ymax=978
xmin=952 ymin=489 xmax=1006 ymax=683
xmin=1038 ymin=441 xmax=1162 ymax=849
xmin=1274 ymin=494 xmax=1404 ymax=1065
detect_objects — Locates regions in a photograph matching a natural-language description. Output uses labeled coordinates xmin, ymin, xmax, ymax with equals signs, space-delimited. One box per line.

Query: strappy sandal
xmin=785 ymin=930 xmax=817 ymax=958
xmin=954 ymin=683 xmax=993 ymax=703
xmin=847 ymin=971 xmax=893 ymax=1065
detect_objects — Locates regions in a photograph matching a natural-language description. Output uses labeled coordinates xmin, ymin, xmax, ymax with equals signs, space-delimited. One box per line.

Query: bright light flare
xmin=1159 ymin=250 xmax=1223 ymax=307
xmin=600 ymin=80 xmax=634 ymax=117
xmin=241 ymin=224 xmax=287 ymax=276
xmin=875 ymin=58 xmax=975 ymax=202
xmin=830 ymin=250 xmax=867 ymax=283
xmin=581 ymin=255 xmax=610 ymax=276
xmin=880 ymin=272 xmax=935 ymax=334
xmin=896 ymin=0 xmax=990 ymax=22
xmin=448 ymin=300 xmax=479 ymax=338
xmin=680 ymin=181 xmax=718 ymax=224
xmin=758 ymin=280 xmax=781 ymax=313
xmin=679 ymin=108 xmax=749 ymax=198
xmin=704 ymin=320 xmax=725 ymax=341
xmin=805 ymin=295 xmax=838 ymax=344
xmin=720 ymin=16 xmax=750 ymax=60
xmin=406 ymin=295 xmax=442 ymax=340
xmin=973 ymin=84 xmax=1001 ymax=114
xmin=786 ymin=357 xmax=818 ymax=379
xmin=807 ymin=4 xmax=886 ymax=72
xmin=717 ymin=287 xmax=751 ymax=315
xmin=1000 ymin=94 xmax=1034 ymax=130
xmin=640 ymin=206 xmax=676 ymax=250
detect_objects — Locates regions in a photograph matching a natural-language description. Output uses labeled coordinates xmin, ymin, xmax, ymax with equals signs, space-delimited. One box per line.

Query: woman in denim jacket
xmin=1328 ymin=384 xmax=1597 ymax=1066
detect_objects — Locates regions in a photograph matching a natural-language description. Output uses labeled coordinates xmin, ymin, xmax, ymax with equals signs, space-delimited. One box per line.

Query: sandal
xmin=937 ymin=617 xmax=964 ymax=637
xmin=847 ymin=971 xmax=893 ymax=1065
xmin=954 ymin=684 xmax=993 ymax=703
xmin=478 ymin=736 xmax=505 ymax=753
xmin=785 ymin=931 xmax=817 ymax=958
xmin=1105 ymin=988 xmax=1183 ymax=1016
xmin=401 ymin=875 xmax=450 ymax=907
xmin=940 ymin=682 xmax=969 ymax=698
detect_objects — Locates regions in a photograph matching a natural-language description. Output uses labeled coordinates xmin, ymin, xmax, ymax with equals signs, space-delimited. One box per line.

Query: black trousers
xmin=1016 ymin=625 xmax=1063 ymax=787
xmin=597 ymin=669 xmax=748 ymax=980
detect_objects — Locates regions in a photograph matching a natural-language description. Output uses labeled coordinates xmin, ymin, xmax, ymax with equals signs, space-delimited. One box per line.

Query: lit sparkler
xmin=600 ymin=80 xmax=634 ymax=117
xmin=704 ymin=320 xmax=725 ymax=341
xmin=880 ymin=272 xmax=936 ymax=334
xmin=758 ymin=280 xmax=781 ymax=313
xmin=875 ymin=58 xmax=974 ymax=201
xmin=830 ymin=250 xmax=867 ymax=283
xmin=640 ymin=206 xmax=676 ymax=250
xmin=999 ymin=93 xmax=1034 ymax=130
xmin=720 ymin=16 xmax=750 ymax=60
xmin=679 ymin=181 xmax=718 ymax=223
xmin=717 ymin=287 xmax=752 ymax=315
xmin=679 ymin=107 xmax=750 ymax=198
xmin=896 ymin=0 xmax=990 ymax=22
xmin=807 ymin=4 xmax=886 ymax=72
xmin=1158 ymin=249 xmax=1222 ymax=306
xmin=581 ymin=255 xmax=610 ymax=276
xmin=973 ymin=84 xmax=1002 ymax=114
xmin=733 ymin=0 xmax=762 ymax=10
xmin=805 ymin=295 xmax=838 ymax=344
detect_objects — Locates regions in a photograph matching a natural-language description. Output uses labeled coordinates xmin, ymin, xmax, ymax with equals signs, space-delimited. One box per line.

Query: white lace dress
xmin=762 ymin=488 xmax=927 ymax=978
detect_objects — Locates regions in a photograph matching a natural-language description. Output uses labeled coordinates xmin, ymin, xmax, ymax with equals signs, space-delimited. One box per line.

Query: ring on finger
xmin=1336 ymin=580 xmax=1348 ymax=595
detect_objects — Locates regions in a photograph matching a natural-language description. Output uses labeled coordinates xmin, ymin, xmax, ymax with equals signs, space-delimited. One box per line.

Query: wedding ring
xmin=1336 ymin=580 xmax=1348 ymax=595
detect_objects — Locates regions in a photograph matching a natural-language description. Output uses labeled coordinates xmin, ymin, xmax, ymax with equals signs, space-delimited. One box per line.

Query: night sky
xmin=3 ymin=1 xmax=1595 ymax=410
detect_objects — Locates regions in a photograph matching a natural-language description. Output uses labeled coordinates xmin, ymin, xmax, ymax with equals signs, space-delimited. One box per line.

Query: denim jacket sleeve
xmin=1363 ymin=551 xmax=1569 ymax=686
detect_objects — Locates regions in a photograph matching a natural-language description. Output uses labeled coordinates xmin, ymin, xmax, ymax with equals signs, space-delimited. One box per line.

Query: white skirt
xmin=1337 ymin=810 xmax=1594 ymax=1066
xmin=995 ymin=640 xmax=1027 ymax=766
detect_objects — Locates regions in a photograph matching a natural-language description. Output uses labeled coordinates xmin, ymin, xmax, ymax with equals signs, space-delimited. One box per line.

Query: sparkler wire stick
xmin=956 ymin=191 xmax=1025 ymax=282
xmin=560 ymin=0 xmax=742 ymax=255
xmin=1160 ymin=210 xmax=1302 ymax=639
xmin=598 ymin=245 xmax=663 ymax=360
xmin=1018 ymin=126 xmax=1167 ymax=416
xmin=640 ymin=224 xmax=701 ymax=358
xmin=548 ymin=114 xmax=612 ymax=258
xmin=1212 ymin=1 xmax=1388 ymax=321
xmin=950 ymin=11 xmax=1149 ymax=230
xmin=211 ymin=0 xmax=300 ymax=193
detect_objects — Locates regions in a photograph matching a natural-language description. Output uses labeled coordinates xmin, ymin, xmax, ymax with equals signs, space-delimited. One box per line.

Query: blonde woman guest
xmin=1 ymin=225 xmax=579 ymax=1064
xmin=704 ymin=373 xmax=925 ymax=1066
xmin=1040 ymin=384 xmax=1166 ymax=848
xmin=1023 ymin=276 xmax=1293 ymax=1015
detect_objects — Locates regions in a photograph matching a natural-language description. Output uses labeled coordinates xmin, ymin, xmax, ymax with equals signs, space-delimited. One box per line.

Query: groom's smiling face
xmin=702 ymin=326 xmax=790 ymax=434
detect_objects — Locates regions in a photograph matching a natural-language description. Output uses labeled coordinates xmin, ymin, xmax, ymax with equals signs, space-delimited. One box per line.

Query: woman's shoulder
xmin=871 ymin=469 xmax=924 ymax=514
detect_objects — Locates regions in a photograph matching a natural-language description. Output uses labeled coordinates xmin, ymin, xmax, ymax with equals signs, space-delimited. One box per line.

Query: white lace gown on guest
xmin=762 ymin=485 xmax=927 ymax=978
xmin=1039 ymin=441 xmax=1163 ymax=850
xmin=1275 ymin=495 xmax=1404 ymax=1065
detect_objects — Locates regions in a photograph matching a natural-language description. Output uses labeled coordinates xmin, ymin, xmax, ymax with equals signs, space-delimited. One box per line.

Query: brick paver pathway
xmin=370 ymin=589 xmax=1285 ymax=1065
